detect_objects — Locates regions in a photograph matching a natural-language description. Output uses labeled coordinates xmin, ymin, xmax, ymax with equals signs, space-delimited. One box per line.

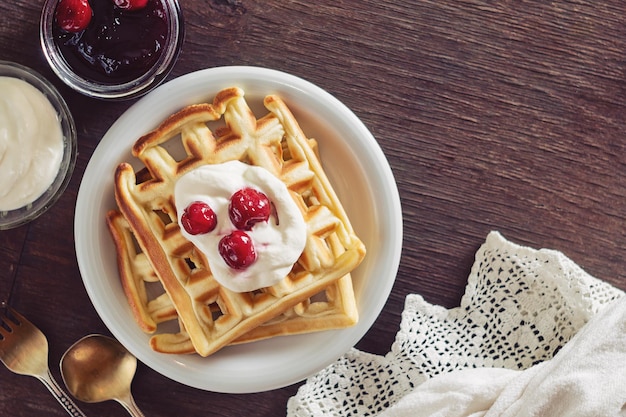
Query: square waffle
xmin=106 ymin=87 xmax=366 ymax=356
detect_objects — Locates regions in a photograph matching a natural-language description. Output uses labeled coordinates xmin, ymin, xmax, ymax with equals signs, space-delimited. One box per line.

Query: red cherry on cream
xmin=218 ymin=230 xmax=257 ymax=269
xmin=228 ymin=187 xmax=271 ymax=231
xmin=55 ymin=0 xmax=92 ymax=33
xmin=181 ymin=201 xmax=217 ymax=235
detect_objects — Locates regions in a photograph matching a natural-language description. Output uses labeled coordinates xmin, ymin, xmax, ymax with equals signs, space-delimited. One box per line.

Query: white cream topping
xmin=0 ymin=77 xmax=64 ymax=211
xmin=174 ymin=161 xmax=307 ymax=293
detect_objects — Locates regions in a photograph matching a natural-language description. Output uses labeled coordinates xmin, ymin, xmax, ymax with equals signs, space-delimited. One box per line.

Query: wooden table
xmin=2 ymin=0 xmax=626 ymax=415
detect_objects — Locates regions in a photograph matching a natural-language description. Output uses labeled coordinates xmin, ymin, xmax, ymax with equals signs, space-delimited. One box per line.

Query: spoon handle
xmin=118 ymin=393 xmax=146 ymax=417
xmin=38 ymin=369 xmax=88 ymax=417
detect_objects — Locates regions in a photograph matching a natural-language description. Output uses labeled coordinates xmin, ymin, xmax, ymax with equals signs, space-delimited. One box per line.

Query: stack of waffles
xmin=106 ymin=87 xmax=366 ymax=357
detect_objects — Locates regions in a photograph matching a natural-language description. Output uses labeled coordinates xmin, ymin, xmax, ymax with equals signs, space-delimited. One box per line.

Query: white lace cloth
xmin=286 ymin=231 xmax=625 ymax=416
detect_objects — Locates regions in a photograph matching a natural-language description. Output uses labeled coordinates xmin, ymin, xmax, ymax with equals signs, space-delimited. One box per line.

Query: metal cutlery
xmin=0 ymin=303 xmax=87 ymax=417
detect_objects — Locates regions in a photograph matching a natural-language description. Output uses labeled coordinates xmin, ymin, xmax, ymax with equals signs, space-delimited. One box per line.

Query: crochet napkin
xmin=287 ymin=231 xmax=626 ymax=417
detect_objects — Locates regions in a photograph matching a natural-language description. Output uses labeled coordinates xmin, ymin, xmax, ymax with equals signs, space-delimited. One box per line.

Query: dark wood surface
xmin=2 ymin=0 xmax=626 ymax=415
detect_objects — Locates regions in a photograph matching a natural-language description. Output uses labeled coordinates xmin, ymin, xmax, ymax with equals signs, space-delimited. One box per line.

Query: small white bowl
xmin=75 ymin=66 xmax=403 ymax=392
xmin=40 ymin=0 xmax=184 ymax=100
xmin=0 ymin=61 xmax=77 ymax=230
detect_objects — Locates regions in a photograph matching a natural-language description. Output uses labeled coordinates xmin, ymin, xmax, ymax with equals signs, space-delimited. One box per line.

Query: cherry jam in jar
xmin=40 ymin=0 xmax=184 ymax=99
xmin=53 ymin=0 xmax=168 ymax=85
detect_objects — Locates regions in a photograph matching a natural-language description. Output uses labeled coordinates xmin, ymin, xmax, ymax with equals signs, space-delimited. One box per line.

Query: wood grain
xmin=1 ymin=0 xmax=626 ymax=415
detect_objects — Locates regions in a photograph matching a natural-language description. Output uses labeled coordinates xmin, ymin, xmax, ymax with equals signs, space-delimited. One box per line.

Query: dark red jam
xmin=52 ymin=0 xmax=169 ymax=85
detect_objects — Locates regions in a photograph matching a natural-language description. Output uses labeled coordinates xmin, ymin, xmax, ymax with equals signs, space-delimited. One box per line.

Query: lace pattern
xmin=287 ymin=231 xmax=624 ymax=417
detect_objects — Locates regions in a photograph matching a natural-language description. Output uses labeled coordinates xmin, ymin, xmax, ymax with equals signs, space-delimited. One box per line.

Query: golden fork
xmin=0 ymin=303 xmax=87 ymax=417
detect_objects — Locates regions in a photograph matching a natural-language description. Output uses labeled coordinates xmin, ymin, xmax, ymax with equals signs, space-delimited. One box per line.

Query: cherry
xmin=55 ymin=0 xmax=92 ymax=33
xmin=228 ymin=188 xmax=271 ymax=231
xmin=218 ymin=231 xmax=257 ymax=269
xmin=112 ymin=0 xmax=149 ymax=10
xmin=180 ymin=201 xmax=217 ymax=235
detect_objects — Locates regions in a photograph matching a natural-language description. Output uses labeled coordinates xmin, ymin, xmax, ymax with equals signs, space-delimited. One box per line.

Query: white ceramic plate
xmin=75 ymin=66 xmax=402 ymax=393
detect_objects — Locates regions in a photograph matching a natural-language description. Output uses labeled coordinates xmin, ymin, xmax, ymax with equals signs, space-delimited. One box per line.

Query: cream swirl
xmin=174 ymin=161 xmax=307 ymax=292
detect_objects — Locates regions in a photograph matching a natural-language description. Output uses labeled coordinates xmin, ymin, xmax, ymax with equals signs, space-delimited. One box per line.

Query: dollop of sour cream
xmin=0 ymin=76 xmax=63 ymax=211
xmin=174 ymin=161 xmax=307 ymax=293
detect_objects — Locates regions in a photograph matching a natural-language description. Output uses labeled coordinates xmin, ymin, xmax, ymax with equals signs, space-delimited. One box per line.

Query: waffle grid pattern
xmin=107 ymin=88 xmax=365 ymax=356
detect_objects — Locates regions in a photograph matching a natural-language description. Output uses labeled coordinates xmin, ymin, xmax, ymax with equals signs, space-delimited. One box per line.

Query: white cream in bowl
xmin=0 ymin=76 xmax=63 ymax=210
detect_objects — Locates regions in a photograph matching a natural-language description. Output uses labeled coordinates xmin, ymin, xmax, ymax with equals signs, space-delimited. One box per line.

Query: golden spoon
xmin=60 ymin=334 xmax=145 ymax=417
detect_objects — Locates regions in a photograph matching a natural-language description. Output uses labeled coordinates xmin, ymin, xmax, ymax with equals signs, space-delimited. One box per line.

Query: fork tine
xmin=0 ymin=305 xmax=42 ymax=342
xmin=0 ymin=305 xmax=23 ymax=333
xmin=2 ymin=305 xmax=25 ymax=326
xmin=0 ymin=322 xmax=9 ymax=339
xmin=0 ymin=304 xmax=16 ymax=338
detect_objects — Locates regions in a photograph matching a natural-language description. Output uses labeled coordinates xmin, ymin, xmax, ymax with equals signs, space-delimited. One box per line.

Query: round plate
xmin=74 ymin=66 xmax=402 ymax=393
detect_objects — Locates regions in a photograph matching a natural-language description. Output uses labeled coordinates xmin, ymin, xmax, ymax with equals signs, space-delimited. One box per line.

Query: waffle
xmin=106 ymin=87 xmax=366 ymax=356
